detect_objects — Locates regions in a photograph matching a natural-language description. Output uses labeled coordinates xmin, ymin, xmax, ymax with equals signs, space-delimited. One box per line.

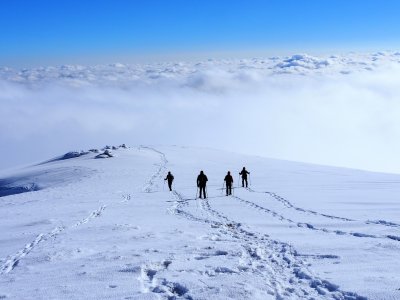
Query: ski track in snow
xmin=1 ymin=146 xmax=394 ymax=298
xmin=260 ymin=190 xmax=354 ymax=222
xmin=140 ymin=147 xmax=368 ymax=300
xmin=365 ymin=219 xmax=400 ymax=228
xmin=232 ymin=194 xmax=400 ymax=243
xmin=0 ymin=147 xmax=163 ymax=276
xmin=167 ymin=190 xmax=367 ymax=300
xmin=132 ymin=148 xmax=197 ymax=299
xmin=71 ymin=205 xmax=107 ymax=228
xmin=140 ymin=146 xmax=168 ymax=193
xmin=1 ymin=205 xmax=107 ymax=274
xmin=247 ymin=187 xmax=400 ymax=232
xmin=197 ymin=197 xmax=368 ymax=300
xmin=0 ymin=226 xmax=65 ymax=274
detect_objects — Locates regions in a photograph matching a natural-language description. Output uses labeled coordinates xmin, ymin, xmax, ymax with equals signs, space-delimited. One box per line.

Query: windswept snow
xmin=0 ymin=145 xmax=399 ymax=299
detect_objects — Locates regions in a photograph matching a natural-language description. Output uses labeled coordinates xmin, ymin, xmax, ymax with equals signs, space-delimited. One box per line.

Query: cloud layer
xmin=1 ymin=51 xmax=400 ymax=173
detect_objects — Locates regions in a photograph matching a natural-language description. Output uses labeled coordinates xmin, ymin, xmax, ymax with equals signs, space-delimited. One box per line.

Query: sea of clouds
xmin=1 ymin=51 xmax=400 ymax=173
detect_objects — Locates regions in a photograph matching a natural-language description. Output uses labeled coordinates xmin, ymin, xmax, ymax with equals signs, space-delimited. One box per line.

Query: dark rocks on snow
xmin=102 ymin=144 xmax=128 ymax=151
xmin=60 ymin=151 xmax=89 ymax=160
xmin=95 ymin=150 xmax=114 ymax=159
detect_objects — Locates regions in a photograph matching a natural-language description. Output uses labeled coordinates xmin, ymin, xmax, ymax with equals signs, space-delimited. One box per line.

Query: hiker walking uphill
xmin=197 ymin=171 xmax=208 ymax=199
xmin=239 ymin=167 xmax=250 ymax=188
xmin=224 ymin=171 xmax=234 ymax=196
xmin=164 ymin=171 xmax=174 ymax=191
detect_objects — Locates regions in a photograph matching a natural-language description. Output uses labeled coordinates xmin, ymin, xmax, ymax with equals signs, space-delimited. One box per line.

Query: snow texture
xmin=0 ymin=145 xmax=399 ymax=299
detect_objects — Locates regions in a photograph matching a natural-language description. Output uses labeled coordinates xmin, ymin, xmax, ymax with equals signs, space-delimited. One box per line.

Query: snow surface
xmin=0 ymin=145 xmax=400 ymax=299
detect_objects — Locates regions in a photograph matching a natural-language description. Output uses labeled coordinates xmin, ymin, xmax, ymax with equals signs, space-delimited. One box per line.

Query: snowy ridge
xmin=0 ymin=145 xmax=399 ymax=299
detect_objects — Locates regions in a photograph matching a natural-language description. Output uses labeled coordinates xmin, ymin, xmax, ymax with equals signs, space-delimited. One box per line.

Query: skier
xmin=197 ymin=170 xmax=208 ymax=199
xmin=224 ymin=171 xmax=234 ymax=196
xmin=164 ymin=171 xmax=174 ymax=191
xmin=239 ymin=167 xmax=250 ymax=188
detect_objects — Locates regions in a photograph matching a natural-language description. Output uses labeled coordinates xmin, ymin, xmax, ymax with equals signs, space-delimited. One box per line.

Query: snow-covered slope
xmin=0 ymin=146 xmax=399 ymax=299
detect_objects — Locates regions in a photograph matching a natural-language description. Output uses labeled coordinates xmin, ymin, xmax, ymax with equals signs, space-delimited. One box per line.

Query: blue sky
xmin=1 ymin=0 xmax=400 ymax=66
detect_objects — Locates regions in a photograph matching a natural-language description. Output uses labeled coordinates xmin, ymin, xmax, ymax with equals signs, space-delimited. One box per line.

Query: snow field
xmin=0 ymin=146 xmax=399 ymax=299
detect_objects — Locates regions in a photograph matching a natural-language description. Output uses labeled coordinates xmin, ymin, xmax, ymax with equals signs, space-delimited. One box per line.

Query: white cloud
xmin=1 ymin=52 xmax=400 ymax=173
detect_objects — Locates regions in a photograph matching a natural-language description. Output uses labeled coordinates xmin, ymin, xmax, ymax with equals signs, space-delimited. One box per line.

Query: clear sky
xmin=1 ymin=0 xmax=400 ymax=66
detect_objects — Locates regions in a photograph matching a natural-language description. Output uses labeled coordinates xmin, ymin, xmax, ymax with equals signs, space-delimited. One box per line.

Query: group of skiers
xmin=164 ymin=167 xmax=250 ymax=199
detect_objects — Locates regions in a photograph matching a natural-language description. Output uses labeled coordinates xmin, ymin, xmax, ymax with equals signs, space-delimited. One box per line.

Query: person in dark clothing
xmin=239 ymin=167 xmax=250 ymax=187
xmin=164 ymin=171 xmax=174 ymax=191
xmin=224 ymin=171 xmax=234 ymax=196
xmin=197 ymin=170 xmax=208 ymax=199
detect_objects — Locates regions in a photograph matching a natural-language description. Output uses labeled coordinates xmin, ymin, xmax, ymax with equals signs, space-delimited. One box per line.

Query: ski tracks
xmin=168 ymin=190 xmax=367 ymax=299
xmin=140 ymin=146 xmax=168 ymax=193
xmin=265 ymin=190 xmax=400 ymax=229
xmin=132 ymin=147 xmax=367 ymax=299
xmin=263 ymin=190 xmax=354 ymax=222
xmin=71 ymin=205 xmax=106 ymax=228
xmin=0 ymin=204 xmax=107 ymax=275
xmin=233 ymin=194 xmax=400 ymax=243
xmin=247 ymin=188 xmax=400 ymax=235
xmin=366 ymin=219 xmax=400 ymax=228
xmin=1 ymin=147 xmax=169 ymax=276
xmin=0 ymin=226 xmax=64 ymax=274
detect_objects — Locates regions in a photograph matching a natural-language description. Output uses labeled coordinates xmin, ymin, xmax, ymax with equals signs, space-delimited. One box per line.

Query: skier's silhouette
xmin=224 ymin=171 xmax=233 ymax=196
xmin=239 ymin=167 xmax=250 ymax=187
xmin=197 ymin=171 xmax=208 ymax=199
xmin=164 ymin=171 xmax=174 ymax=191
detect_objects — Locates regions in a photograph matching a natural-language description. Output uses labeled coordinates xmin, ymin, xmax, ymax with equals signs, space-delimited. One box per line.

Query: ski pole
xmin=249 ymin=173 xmax=252 ymax=186
xmin=196 ymin=187 xmax=198 ymax=199
xmin=205 ymin=186 xmax=208 ymax=199
xmin=221 ymin=182 xmax=224 ymax=195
